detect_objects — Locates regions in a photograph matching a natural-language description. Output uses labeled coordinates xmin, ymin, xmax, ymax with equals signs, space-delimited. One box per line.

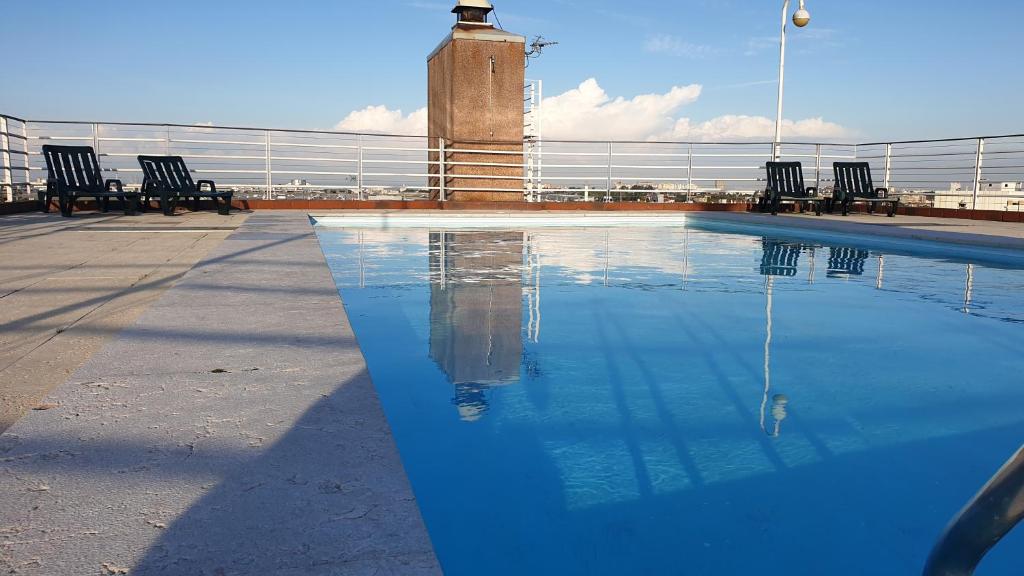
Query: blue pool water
xmin=316 ymin=220 xmax=1024 ymax=576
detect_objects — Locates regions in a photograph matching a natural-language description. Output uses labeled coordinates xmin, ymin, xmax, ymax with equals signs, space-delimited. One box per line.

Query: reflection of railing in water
xmin=525 ymin=233 xmax=542 ymax=343
xmin=963 ymin=264 xmax=975 ymax=314
xmin=923 ymin=445 xmax=1024 ymax=576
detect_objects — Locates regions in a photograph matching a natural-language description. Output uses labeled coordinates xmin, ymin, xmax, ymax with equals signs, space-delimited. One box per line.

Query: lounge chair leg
xmin=39 ymin=192 xmax=50 ymax=213
xmin=59 ymin=195 xmax=73 ymax=218
xmin=815 ymin=202 xmax=823 ymax=216
xmin=217 ymin=197 xmax=231 ymax=216
xmin=123 ymin=195 xmax=138 ymax=216
xmin=771 ymin=197 xmax=780 ymax=216
xmin=160 ymin=192 xmax=175 ymax=216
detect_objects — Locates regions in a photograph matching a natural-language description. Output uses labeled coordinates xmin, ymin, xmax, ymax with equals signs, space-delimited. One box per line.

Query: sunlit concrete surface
xmin=0 ymin=212 xmax=440 ymax=576
xmin=0 ymin=212 xmax=249 ymax=433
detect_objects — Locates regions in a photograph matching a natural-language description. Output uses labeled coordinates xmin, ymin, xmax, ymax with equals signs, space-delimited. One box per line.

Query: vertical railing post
xmin=439 ymin=138 xmax=446 ymax=203
xmin=814 ymin=143 xmax=822 ymax=189
xmin=91 ymin=122 xmax=99 ymax=155
xmin=264 ymin=130 xmax=272 ymax=200
xmin=607 ymin=142 xmax=614 ymax=203
xmin=164 ymin=126 xmax=171 ymax=156
xmin=883 ymin=143 xmax=892 ymax=190
xmin=20 ymin=120 xmax=31 ymax=202
xmin=0 ymin=116 xmax=12 ymax=203
xmin=536 ymin=79 xmax=544 ymax=202
xmin=686 ymin=143 xmax=694 ymax=202
xmin=972 ymin=137 xmax=985 ymax=210
xmin=357 ymin=134 xmax=364 ymax=201
xmin=525 ymin=81 xmax=536 ymax=202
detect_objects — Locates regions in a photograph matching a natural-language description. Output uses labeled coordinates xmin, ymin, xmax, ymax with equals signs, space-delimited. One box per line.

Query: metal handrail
xmin=923 ymin=446 xmax=1024 ymax=576
xmin=3 ymin=113 xmax=1024 ymax=206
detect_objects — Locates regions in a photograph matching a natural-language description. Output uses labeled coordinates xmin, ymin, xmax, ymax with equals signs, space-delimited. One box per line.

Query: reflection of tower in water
xmin=429 ymin=231 xmax=524 ymax=422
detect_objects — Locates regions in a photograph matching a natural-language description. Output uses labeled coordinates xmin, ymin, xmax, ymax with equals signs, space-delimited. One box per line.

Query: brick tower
xmin=428 ymin=0 xmax=526 ymax=202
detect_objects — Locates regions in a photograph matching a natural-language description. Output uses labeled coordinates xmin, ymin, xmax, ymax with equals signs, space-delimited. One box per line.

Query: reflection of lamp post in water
xmin=759 ymin=239 xmax=798 ymax=437
xmin=760 ymin=275 xmax=790 ymax=437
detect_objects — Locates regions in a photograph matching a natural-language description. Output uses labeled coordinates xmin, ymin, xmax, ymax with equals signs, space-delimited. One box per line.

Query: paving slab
xmin=0 ymin=212 xmax=248 ymax=432
xmin=0 ymin=212 xmax=441 ymax=576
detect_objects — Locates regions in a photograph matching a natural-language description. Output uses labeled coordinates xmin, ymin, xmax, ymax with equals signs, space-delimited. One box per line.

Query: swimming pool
xmin=316 ymin=218 xmax=1024 ymax=576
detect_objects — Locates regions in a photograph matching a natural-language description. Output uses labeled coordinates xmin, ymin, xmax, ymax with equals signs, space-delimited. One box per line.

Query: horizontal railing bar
xmin=100 ymin=152 xmax=267 ymax=161
xmin=168 ymin=138 xmax=266 ymax=146
xmin=445 ymin=148 xmax=524 ymax=156
xmin=270 ymin=142 xmax=359 ymax=150
xmin=266 ymin=170 xmax=358 ymax=176
xmin=273 ymin=156 xmax=358 ymax=164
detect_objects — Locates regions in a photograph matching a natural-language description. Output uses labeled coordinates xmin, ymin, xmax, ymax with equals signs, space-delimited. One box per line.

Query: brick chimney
xmin=428 ymin=0 xmax=526 ymax=202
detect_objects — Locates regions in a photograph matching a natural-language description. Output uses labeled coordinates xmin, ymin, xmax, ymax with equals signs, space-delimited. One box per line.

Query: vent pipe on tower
xmin=452 ymin=0 xmax=494 ymax=26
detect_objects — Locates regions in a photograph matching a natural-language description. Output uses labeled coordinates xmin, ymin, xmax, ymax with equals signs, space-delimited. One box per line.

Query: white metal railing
xmin=2 ymin=113 xmax=1023 ymax=210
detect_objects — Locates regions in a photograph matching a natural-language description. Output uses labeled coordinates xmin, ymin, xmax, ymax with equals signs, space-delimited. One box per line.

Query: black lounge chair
xmin=137 ymin=156 xmax=232 ymax=216
xmin=762 ymin=162 xmax=826 ymax=216
xmin=40 ymin=145 xmax=139 ymax=217
xmin=833 ymin=162 xmax=899 ymax=217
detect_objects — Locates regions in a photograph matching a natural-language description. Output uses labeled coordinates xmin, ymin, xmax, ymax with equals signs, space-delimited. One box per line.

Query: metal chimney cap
xmin=452 ymin=0 xmax=493 ymax=13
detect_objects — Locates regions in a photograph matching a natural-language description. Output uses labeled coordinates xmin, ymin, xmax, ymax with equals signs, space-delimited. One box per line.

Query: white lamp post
xmin=773 ymin=0 xmax=811 ymax=161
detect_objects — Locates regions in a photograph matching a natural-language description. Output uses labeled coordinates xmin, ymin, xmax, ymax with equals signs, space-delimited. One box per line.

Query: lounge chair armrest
xmin=875 ymin=187 xmax=889 ymax=198
xmin=197 ymin=180 xmax=217 ymax=193
xmin=105 ymin=179 xmax=124 ymax=193
xmin=806 ymin=187 xmax=819 ymax=197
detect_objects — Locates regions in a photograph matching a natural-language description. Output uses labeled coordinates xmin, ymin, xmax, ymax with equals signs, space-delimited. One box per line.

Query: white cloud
xmin=664 ymin=115 xmax=848 ymax=142
xmin=332 ymin=78 xmax=849 ymax=142
xmin=644 ymin=34 xmax=716 ymax=59
xmin=540 ymin=78 xmax=703 ymax=140
xmin=334 ymin=105 xmax=427 ymax=135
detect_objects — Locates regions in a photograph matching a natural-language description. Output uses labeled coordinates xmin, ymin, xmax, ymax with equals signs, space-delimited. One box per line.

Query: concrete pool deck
xmin=1 ymin=208 xmax=1022 ymax=575
xmin=1 ymin=212 xmax=440 ymax=575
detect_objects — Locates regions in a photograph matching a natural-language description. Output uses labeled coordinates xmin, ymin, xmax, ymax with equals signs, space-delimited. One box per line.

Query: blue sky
xmin=6 ymin=0 xmax=1023 ymax=141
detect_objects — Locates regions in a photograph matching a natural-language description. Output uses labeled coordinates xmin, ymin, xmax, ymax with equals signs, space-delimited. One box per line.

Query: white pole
xmin=0 ymin=116 xmax=12 ymax=203
xmin=264 ymin=131 xmax=272 ymax=200
xmin=773 ymin=0 xmax=790 ymax=162
xmin=439 ymin=139 xmax=446 ymax=202
xmin=536 ymin=79 xmax=543 ymax=202
xmin=972 ymin=138 xmax=985 ymax=210
xmin=357 ymin=134 xmax=364 ymax=201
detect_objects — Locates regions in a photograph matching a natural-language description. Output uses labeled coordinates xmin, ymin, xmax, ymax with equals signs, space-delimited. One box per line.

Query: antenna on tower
xmin=526 ymin=36 xmax=559 ymax=64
